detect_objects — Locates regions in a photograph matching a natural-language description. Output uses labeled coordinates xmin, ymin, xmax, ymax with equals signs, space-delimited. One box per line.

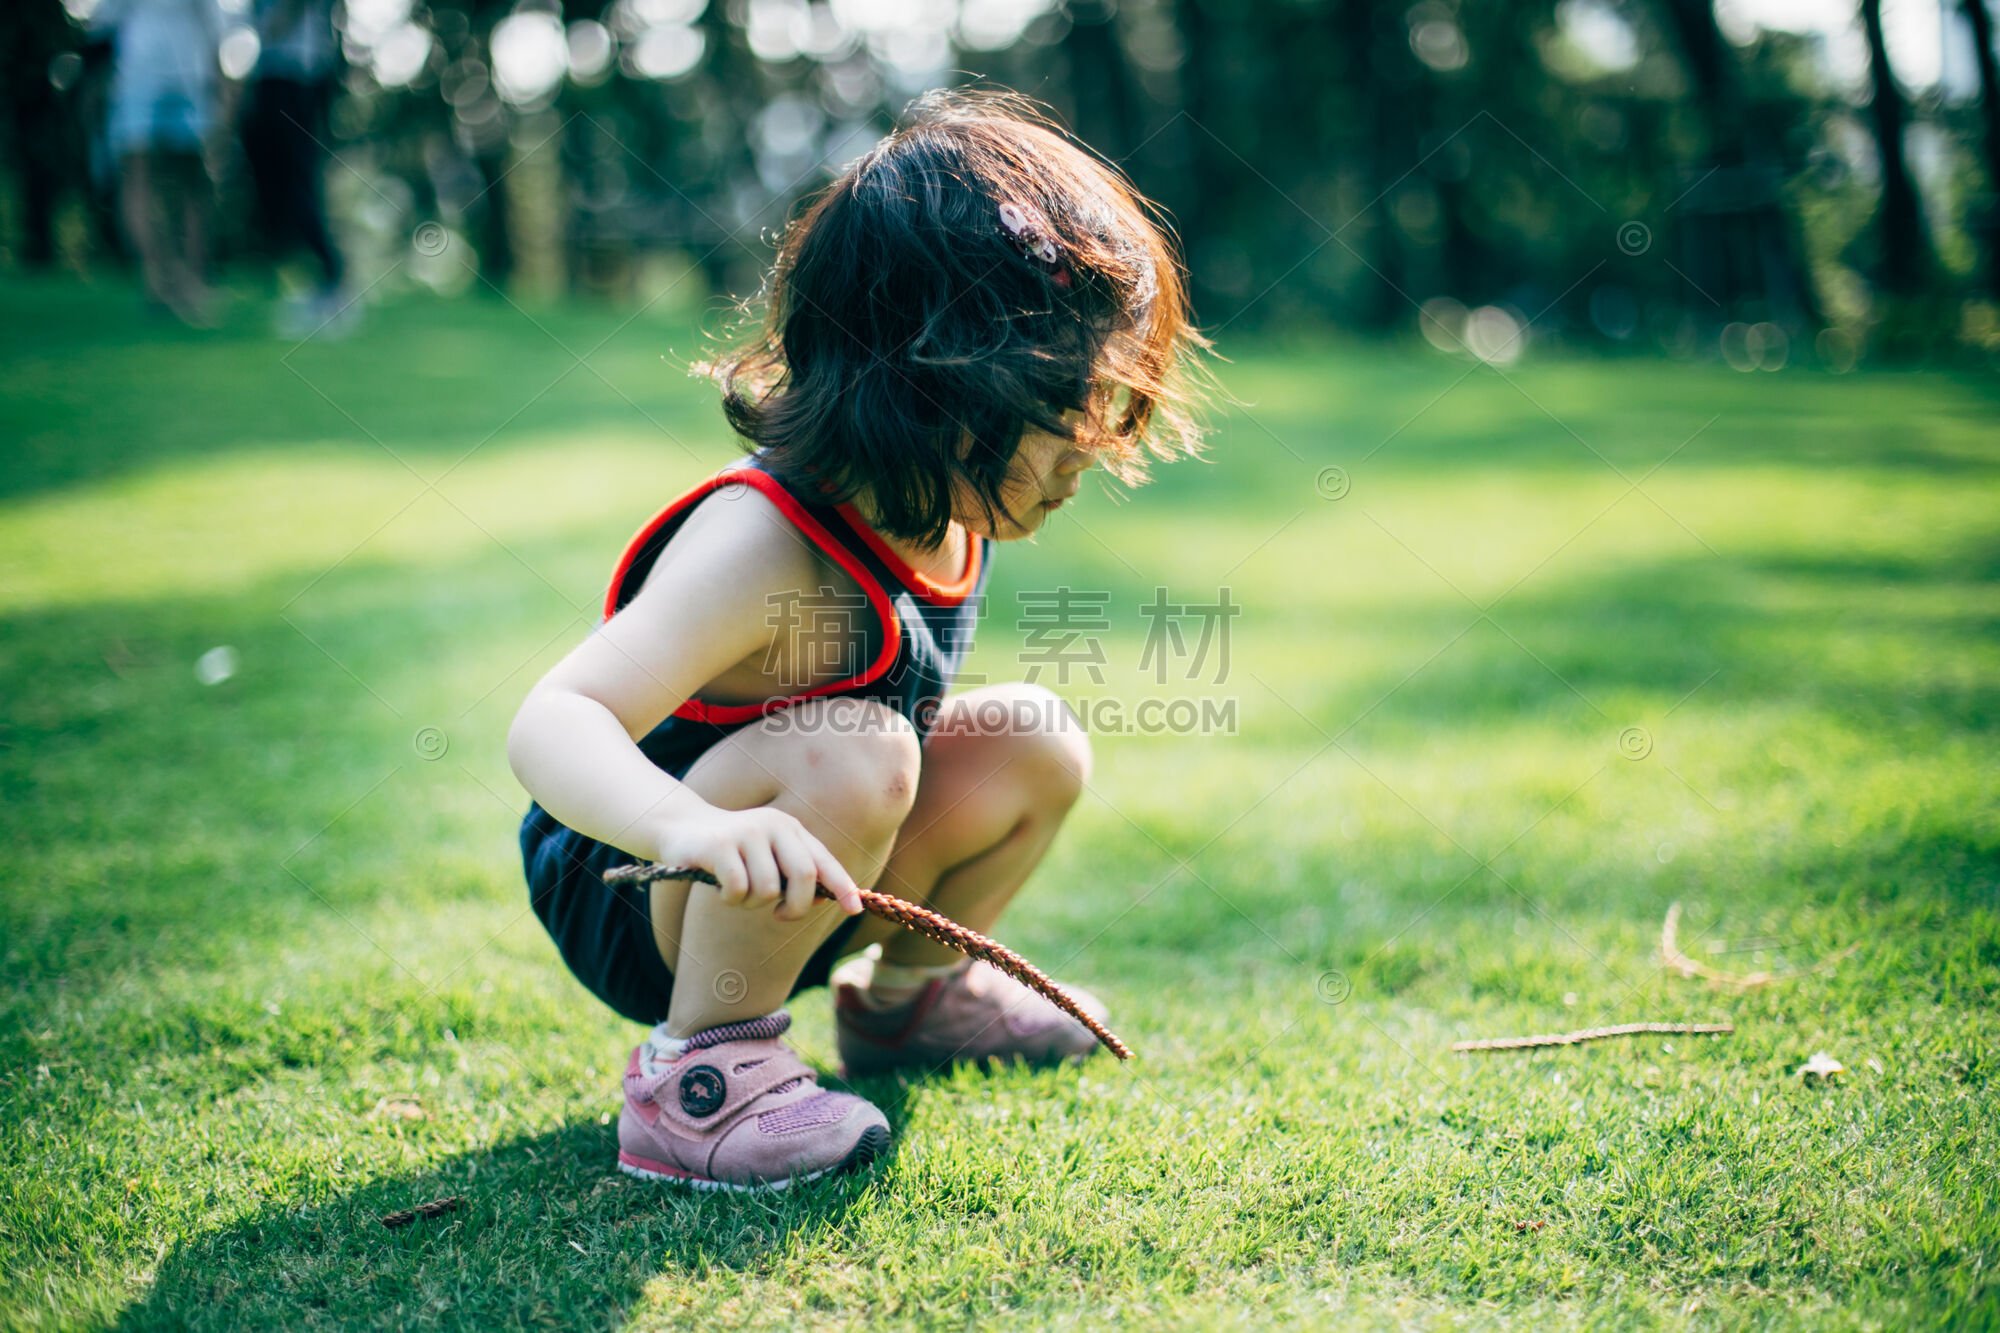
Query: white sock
xmin=860 ymin=958 xmax=967 ymax=1009
xmin=640 ymin=1022 xmax=690 ymax=1075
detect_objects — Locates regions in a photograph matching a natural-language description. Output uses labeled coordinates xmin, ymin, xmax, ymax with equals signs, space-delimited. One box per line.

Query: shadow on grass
xmin=116 ymin=1081 xmax=917 ymax=1331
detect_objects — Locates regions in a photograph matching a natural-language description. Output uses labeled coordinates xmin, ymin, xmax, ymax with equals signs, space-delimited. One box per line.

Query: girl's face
xmin=960 ymin=415 xmax=1096 ymax=541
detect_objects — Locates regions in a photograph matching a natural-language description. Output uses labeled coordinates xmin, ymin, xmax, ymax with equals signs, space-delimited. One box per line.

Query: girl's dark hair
xmin=707 ymin=89 xmax=1209 ymax=548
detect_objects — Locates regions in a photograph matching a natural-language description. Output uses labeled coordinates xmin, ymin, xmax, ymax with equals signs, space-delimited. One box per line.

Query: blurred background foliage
xmin=6 ymin=0 xmax=2000 ymax=366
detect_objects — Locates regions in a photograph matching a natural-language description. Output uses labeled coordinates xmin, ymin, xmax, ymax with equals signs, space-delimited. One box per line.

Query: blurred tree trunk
xmin=1331 ymin=0 xmax=1407 ymax=331
xmin=471 ymin=151 xmax=516 ymax=290
xmin=695 ymin=0 xmax=764 ymax=298
xmin=1964 ymin=0 xmax=2000 ymax=298
xmin=1168 ymin=0 xmax=1212 ymax=255
xmin=1656 ymin=0 xmax=1819 ymax=326
xmin=1059 ymin=0 xmax=1142 ymax=162
xmin=1169 ymin=0 xmax=1253 ymax=323
xmin=1859 ymin=0 xmax=1931 ymax=297
xmin=2 ymin=0 xmax=77 ymax=267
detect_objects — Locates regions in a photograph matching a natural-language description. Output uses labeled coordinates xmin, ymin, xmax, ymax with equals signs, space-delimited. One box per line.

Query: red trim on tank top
xmin=603 ymin=468 xmax=902 ymax=726
xmin=831 ymin=502 xmax=983 ymax=605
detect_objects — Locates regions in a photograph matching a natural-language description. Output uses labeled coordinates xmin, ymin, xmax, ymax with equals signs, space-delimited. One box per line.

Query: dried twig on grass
xmin=1661 ymin=902 xmax=1857 ymax=989
xmin=1451 ymin=1022 xmax=1734 ymax=1053
xmin=603 ymin=863 xmax=1134 ymax=1061
xmin=380 ymin=1196 xmax=463 ymax=1229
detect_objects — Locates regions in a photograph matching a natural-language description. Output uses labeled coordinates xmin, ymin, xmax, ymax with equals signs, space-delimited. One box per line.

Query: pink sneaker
xmin=834 ymin=958 xmax=1110 ymax=1076
xmin=617 ymin=1012 xmax=890 ymax=1192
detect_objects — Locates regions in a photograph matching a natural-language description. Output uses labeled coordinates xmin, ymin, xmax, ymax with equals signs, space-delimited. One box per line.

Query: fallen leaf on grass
xmin=370 ymin=1097 xmax=426 ymax=1121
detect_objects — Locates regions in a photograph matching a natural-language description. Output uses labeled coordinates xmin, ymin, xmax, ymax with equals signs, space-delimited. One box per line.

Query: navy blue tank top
xmin=517 ymin=453 xmax=990 ymax=1015
xmin=601 ymin=453 xmax=993 ymax=774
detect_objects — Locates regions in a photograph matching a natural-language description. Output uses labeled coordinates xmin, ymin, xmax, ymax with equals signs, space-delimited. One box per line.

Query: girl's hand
xmin=651 ymin=804 xmax=865 ymax=922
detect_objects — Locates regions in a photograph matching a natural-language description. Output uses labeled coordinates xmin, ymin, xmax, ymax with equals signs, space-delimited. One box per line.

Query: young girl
xmin=508 ymin=91 xmax=1206 ymax=1192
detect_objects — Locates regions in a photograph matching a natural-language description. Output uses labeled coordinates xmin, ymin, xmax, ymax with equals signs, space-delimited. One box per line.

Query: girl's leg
xmin=846 ymin=682 xmax=1091 ymax=966
xmin=648 ymin=695 xmax=921 ymax=1036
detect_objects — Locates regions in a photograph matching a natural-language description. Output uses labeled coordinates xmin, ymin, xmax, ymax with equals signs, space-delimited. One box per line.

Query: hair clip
xmin=998 ymin=201 xmax=1071 ymax=287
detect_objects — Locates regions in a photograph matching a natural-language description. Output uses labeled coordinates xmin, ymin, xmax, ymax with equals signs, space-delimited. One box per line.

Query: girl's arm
xmin=506 ymin=488 xmax=863 ymax=921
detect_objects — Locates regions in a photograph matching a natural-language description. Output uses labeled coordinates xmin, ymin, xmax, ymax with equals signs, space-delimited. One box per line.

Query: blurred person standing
xmin=92 ymin=0 xmax=225 ymax=324
xmin=240 ymin=0 xmax=353 ymax=337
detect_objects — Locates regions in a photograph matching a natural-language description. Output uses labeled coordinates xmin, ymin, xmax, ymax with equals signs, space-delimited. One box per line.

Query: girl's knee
xmin=973 ymin=683 xmax=1092 ymax=805
xmin=1029 ymin=689 xmax=1091 ymax=803
xmin=772 ymin=697 xmax=921 ymax=836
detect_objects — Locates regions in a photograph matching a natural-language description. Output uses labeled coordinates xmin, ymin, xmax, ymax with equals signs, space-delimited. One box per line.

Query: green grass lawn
xmin=2 ymin=273 xmax=1997 ymax=1330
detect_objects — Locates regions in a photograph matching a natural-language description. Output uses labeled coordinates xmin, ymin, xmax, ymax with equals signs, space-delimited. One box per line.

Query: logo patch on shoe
xmin=679 ymin=1065 xmax=726 ymax=1117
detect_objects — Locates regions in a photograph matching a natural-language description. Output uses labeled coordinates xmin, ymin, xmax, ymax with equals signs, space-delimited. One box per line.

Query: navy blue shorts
xmin=521 ymin=804 xmax=866 ymax=1025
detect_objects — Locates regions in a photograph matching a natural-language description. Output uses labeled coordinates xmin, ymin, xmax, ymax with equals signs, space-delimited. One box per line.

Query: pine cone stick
xmin=603 ymin=862 xmax=1133 ymax=1061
